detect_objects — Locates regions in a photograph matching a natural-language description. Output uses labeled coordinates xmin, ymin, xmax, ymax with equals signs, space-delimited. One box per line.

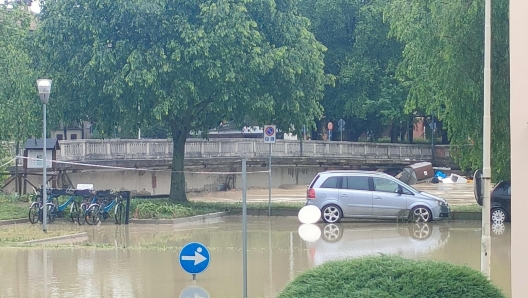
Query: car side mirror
xmin=397 ymin=187 xmax=403 ymax=195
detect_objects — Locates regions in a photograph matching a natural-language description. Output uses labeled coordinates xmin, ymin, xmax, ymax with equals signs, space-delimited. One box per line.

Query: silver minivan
xmin=306 ymin=170 xmax=450 ymax=223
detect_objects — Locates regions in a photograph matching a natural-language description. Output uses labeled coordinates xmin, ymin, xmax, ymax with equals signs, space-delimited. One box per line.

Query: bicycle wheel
xmin=70 ymin=201 xmax=79 ymax=223
xmin=47 ymin=204 xmax=57 ymax=223
xmin=85 ymin=205 xmax=101 ymax=225
xmin=114 ymin=203 xmax=125 ymax=225
xmin=28 ymin=204 xmax=40 ymax=224
xmin=77 ymin=204 xmax=87 ymax=225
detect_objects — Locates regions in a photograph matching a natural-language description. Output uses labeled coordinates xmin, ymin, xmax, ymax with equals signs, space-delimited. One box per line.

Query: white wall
xmin=510 ymin=1 xmax=528 ymax=296
xmin=15 ymin=166 xmax=322 ymax=195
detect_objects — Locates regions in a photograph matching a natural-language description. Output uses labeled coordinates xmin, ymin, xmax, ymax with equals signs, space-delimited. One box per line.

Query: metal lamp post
xmin=37 ymin=79 xmax=52 ymax=232
xmin=481 ymin=0 xmax=492 ymax=279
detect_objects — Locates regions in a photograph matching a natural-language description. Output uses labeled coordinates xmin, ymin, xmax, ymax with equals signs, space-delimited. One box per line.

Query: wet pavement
xmin=0 ymin=216 xmax=511 ymax=298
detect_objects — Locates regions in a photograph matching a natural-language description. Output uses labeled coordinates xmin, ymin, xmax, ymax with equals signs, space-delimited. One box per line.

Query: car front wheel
xmin=491 ymin=208 xmax=508 ymax=223
xmin=322 ymin=204 xmax=342 ymax=223
xmin=409 ymin=206 xmax=432 ymax=223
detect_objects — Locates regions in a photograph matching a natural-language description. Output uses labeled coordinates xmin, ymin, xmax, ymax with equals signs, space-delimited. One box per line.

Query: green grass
xmin=0 ymin=224 xmax=81 ymax=246
xmin=0 ymin=195 xmax=30 ymax=220
xmin=450 ymin=204 xmax=482 ymax=212
xmin=278 ymin=255 xmax=506 ymax=298
xmin=129 ymin=198 xmax=305 ymax=219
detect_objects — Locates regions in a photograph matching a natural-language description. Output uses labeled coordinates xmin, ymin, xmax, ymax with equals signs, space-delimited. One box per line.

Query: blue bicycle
xmin=47 ymin=188 xmax=80 ymax=222
xmin=84 ymin=190 xmax=123 ymax=225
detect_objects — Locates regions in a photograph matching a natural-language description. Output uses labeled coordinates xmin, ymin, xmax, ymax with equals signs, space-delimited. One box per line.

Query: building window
xmin=57 ymin=134 xmax=63 ymax=140
xmin=71 ymin=134 xmax=77 ymax=140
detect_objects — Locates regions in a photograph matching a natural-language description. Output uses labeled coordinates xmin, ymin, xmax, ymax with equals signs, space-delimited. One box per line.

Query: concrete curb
xmin=20 ymin=232 xmax=89 ymax=245
xmin=0 ymin=211 xmax=483 ymax=226
xmin=0 ymin=218 xmax=29 ymax=226
xmin=129 ymin=211 xmax=229 ymax=225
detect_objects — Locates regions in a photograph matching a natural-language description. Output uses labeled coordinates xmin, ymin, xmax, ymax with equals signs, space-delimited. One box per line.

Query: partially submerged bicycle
xmin=84 ymin=190 xmax=126 ymax=225
xmin=28 ymin=186 xmax=129 ymax=225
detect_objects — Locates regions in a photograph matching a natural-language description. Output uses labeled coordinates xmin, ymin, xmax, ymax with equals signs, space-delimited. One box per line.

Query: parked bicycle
xmin=28 ymin=188 xmax=56 ymax=224
xmin=47 ymin=188 xmax=81 ymax=222
xmin=114 ymin=194 xmax=126 ymax=225
xmin=76 ymin=190 xmax=97 ymax=225
xmin=84 ymin=190 xmax=124 ymax=225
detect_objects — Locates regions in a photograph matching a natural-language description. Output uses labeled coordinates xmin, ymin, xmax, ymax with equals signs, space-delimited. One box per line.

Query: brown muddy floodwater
xmin=0 ymin=217 xmax=511 ymax=298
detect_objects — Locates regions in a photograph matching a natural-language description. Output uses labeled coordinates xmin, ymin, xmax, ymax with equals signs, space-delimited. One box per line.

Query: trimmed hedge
xmin=278 ymin=256 xmax=506 ymax=298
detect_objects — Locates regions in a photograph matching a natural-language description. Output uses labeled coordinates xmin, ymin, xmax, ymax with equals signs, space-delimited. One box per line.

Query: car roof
xmin=319 ymin=170 xmax=392 ymax=177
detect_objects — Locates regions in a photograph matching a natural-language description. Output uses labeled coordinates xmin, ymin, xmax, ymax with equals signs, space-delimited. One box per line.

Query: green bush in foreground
xmin=278 ymin=256 xmax=505 ymax=298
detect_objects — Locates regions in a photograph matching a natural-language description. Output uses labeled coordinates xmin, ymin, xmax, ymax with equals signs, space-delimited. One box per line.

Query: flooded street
xmin=0 ymin=217 xmax=511 ymax=298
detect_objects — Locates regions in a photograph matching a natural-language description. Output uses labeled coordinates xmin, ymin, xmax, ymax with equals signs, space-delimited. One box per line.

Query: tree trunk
xmin=169 ymin=120 xmax=191 ymax=203
xmin=390 ymin=123 xmax=398 ymax=143
xmin=442 ymin=130 xmax=449 ymax=144
xmin=408 ymin=116 xmax=414 ymax=144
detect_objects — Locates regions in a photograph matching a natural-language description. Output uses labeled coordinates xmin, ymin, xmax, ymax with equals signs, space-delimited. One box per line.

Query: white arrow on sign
xmin=181 ymin=251 xmax=207 ymax=266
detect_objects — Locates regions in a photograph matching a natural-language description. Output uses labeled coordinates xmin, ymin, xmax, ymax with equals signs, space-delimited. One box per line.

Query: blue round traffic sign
xmin=179 ymin=242 xmax=210 ymax=274
xmin=265 ymin=126 xmax=275 ymax=136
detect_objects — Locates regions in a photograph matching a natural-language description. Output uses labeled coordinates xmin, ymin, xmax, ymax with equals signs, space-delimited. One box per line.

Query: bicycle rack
xmin=30 ymin=187 xmax=131 ymax=225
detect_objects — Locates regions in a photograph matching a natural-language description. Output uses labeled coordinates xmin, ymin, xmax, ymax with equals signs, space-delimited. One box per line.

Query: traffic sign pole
xmin=263 ymin=125 xmax=275 ymax=217
xmin=268 ymin=143 xmax=272 ymax=217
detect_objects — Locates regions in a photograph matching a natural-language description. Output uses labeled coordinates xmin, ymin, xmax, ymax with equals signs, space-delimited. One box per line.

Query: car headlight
xmin=434 ymin=198 xmax=447 ymax=206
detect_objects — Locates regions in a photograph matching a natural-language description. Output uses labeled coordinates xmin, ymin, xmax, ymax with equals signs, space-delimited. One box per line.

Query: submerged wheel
xmin=77 ymin=204 xmax=87 ymax=225
xmin=85 ymin=205 xmax=101 ymax=225
xmin=47 ymin=204 xmax=57 ymax=223
xmin=114 ymin=203 xmax=125 ymax=225
xmin=28 ymin=204 xmax=40 ymax=224
xmin=70 ymin=202 xmax=79 ymax=223
xmin=491 ymin=208 xmax=508 ymax=223
xmin=409 ymin=206 xmax=432 ymax=223
xmin=321 ymin=204 xmax=342 ymax=223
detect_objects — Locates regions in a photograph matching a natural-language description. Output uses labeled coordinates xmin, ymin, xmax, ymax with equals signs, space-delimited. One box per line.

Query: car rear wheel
xmin=409 ymin=206 xmax=432 ymax=223
xmin=491 ymin=208 xmax=508 ymax=223
xmin=322 ymin=204 xmax=342 ymax=223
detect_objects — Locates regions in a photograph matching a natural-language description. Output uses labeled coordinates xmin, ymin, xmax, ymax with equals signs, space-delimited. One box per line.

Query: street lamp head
xmin=36 ymin=79 xmax=52 ymax=104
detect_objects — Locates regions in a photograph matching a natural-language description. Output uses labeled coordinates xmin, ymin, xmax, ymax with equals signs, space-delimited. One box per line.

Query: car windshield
xmin=403 ymin=183 xmax=420 ymax=193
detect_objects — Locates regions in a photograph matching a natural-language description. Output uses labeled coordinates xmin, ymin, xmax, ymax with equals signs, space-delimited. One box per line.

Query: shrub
xmin=278 ymin=255 xmax=506 ymax=298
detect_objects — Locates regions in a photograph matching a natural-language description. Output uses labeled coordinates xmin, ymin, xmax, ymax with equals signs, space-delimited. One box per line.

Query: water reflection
xmin=306 ymin=222 xmax=450 ymax=266
xmin=0 ymin=217 xmax=511 ymax=298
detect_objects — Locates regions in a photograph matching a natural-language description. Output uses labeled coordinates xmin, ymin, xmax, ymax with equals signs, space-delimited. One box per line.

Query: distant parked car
xmin=305 ymin=170 xmax=451 ymax=223
xmin=490 ymin=181 xmax=511 ymax=223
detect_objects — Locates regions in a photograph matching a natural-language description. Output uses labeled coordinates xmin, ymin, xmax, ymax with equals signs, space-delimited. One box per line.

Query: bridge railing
xmin=55 ymin=138 xmax=444 ymax=161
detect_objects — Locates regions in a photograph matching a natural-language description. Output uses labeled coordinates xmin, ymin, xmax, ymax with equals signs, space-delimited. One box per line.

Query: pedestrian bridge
xmin=51 ymin=138 xmax=453 ymax=169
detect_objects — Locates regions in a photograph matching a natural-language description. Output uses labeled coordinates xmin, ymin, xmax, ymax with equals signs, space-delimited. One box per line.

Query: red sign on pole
xmin=327 ymin=122 xmax=333 ymax=130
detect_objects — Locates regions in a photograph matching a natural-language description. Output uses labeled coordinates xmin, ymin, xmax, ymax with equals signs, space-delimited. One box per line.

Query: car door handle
xmin=341 ymin=194 xmax=348 ymax=197
xmin=374 ymin=197 xmax=382 ymax=200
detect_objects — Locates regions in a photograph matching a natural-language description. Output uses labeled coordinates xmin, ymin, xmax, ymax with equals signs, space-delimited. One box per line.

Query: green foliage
xmin=278 ymin=255 xmax=506 ymax=298
xmin=298 ymin=0 xmax=409 ymax=140
xmin=35 ymin=0 xmax=331 ymax=201
xmin=385 ymin=0 xmax=510 ymax=180
xmin=0 ymin=6 xmax=41 ymax=144
xmin=133 ymin=201 xmax=194 ymax=219
xmin=0 ymin=194 xmax=29 ymax=220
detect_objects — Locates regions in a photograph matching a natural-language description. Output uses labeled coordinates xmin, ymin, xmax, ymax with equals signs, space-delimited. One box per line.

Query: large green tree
xmin=386 ymin=0 xmax=510 ymax=180
xmin=35 ymin=0 xmax=330 ymax=201
xmin=0 ymin=5 xmax=41 ymax=151
xmin=298 ymin=0 xmax=408 ymax=141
